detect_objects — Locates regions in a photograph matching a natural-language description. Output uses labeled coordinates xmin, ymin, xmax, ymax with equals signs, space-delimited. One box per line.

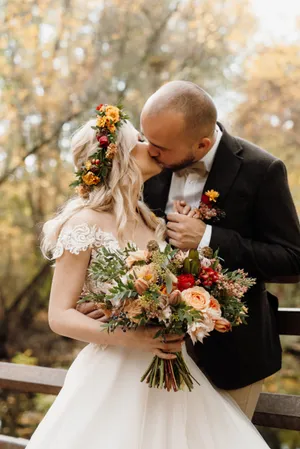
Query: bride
xmin=26 ymin=104 xmax=270 ymax=449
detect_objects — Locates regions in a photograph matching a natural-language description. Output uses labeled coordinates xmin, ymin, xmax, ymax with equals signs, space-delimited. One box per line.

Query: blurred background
xmin=0 ymin=0 xmax=299 ymax=447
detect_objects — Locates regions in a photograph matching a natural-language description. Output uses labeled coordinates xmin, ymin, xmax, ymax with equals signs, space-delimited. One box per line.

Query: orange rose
xmin=214 ymin=317 xmax=232 ymax=333
xmin=181 ymin=286 xmax=211 ymax=312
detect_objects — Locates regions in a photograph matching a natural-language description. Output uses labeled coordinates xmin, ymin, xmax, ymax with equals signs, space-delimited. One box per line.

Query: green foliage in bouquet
xmin=78 ymin=240 xmax=255 ymax=392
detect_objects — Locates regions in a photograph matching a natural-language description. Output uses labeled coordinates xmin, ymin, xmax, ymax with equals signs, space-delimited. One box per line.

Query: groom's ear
xmin=195 ymin=137 xmax=212 ymax=159
xmin=198 ymin=137 xmax=211 ymax=150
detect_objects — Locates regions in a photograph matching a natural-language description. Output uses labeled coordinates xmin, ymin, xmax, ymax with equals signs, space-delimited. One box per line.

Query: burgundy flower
xmin=98 ymin=135 xmax=109 ymax=147
xmin=201 ymin=194 xmax=211 ymax=206
xmin=177 ymin=274 xmax=195 ymax=292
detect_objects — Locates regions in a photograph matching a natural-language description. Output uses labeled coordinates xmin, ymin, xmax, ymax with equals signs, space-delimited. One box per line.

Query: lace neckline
xmin=52 ymin=222 xmax=165 ymax=260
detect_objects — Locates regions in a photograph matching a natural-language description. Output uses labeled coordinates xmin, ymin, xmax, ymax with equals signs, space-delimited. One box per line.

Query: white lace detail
xmin=52 ymin=222 xmax=165 ymax=300
xmin=52 ymin=223 xmax=119 ymax=259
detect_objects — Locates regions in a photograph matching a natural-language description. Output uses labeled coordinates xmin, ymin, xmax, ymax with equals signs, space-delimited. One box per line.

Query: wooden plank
xmin=0 ymin=435 xmax=29 ymax=449
xmin=252 ymin=392 xmax=300 ymax=430
xmin=277 ymin=308 xmax=300 ymax=336
xmin=0 ymin=362 xmax=66 ymax=395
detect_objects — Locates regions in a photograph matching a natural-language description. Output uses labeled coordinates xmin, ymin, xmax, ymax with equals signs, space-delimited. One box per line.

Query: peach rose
xmin=188 ymin=317 xmax=215 ymax=343
xmin=214 ymin=317 xmax=232 ymax=333
xmin=126 ymin=250 xmax=147 ymax=268
xmin=181 ymin=286 xmax=211 ymax=313
xmin=207 ymin=296 xmax=222 ymax=320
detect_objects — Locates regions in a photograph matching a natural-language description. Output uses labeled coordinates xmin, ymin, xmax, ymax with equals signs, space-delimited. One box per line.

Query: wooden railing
xmin=0 ymin=308 xmax=300 ymax=448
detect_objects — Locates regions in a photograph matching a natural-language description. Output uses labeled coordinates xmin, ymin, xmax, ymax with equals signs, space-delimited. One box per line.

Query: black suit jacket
xmin=143 ymin=123 xmax=300 ymax=390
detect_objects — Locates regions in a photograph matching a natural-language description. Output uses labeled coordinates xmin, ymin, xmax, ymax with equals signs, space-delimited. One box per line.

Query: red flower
xmin=201 ymin=194 xmax=211 ymax=206
xmin=96 ymin=104 xmax=103 ymax=111
xmin=199 ymin=267 xmax=219 ymax=287
xmin=98 ymin=135 xmax=109 ymax=147
xmin=177 ymin=274 xmax=195 ymax=291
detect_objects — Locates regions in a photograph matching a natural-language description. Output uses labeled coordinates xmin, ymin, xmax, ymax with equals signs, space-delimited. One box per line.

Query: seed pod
xmin=190 ymin=260 xmax=200 ymax=276
xmin=183 ymin=258 xmax=191 ymax=273
xmin=168 ymin=289 xmax=182 ymax=306
xmin=134 ymin=279 xmax=149 ymax=295
xmin=189 ymin=249 xmax=199 ymax=261
xmin=201 ymin=246 xmax=214 ymax=259
xmin=147 ymin=240 xmax=159 ymax=252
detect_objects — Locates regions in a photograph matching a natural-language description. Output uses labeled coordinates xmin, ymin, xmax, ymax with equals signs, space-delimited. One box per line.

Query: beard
xmin=161 ymin=155 xmax=197 ymax=172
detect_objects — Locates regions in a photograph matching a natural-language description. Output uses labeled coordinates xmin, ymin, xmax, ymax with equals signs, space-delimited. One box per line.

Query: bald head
xmin=142 ymin=81 xmax=217 ymax=137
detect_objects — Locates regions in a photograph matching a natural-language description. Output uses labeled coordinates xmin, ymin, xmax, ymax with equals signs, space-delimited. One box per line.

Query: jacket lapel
xmin=143 ymin=169 xmax=173 ymax=217
xmin=203 ymin=124 xmax=243 ymax=207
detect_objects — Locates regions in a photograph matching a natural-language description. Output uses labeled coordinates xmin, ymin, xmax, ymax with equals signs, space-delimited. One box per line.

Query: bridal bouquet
xmin=78 ymin=241 xmax=255 ymax=392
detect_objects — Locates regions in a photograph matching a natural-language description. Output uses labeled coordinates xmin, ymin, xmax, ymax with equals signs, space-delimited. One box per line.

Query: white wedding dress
xmin=26 ymin=223 xmax=270 ymax=449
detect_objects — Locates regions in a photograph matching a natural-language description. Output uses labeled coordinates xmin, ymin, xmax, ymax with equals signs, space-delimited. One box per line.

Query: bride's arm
xmin=48 ymin=248 xmax=183 ymax=359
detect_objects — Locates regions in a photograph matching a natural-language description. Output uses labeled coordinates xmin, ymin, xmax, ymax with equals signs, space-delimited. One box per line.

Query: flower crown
xmin=70 ymin=104 xmax=129 ymax=198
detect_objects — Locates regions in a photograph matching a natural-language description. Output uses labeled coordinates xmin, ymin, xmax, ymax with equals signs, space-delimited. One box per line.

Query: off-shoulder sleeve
xmin=52 ymin=223 xmax=101 ymax=259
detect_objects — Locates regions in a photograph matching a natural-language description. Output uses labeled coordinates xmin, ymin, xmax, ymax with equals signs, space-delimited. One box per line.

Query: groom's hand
xmin=76 ymin=301 xmax=107 ymax=321
xmin=166 ymin=213 xmax=206 ymax=249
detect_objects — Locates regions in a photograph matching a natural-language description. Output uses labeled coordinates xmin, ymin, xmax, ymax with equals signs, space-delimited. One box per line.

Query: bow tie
xmin=175 ymin=161 xmax=207 ymax=178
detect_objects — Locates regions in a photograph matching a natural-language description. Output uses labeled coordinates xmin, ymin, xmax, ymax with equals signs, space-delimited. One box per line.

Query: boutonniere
xmin=198 ymin=190 xmax=226 ymax=223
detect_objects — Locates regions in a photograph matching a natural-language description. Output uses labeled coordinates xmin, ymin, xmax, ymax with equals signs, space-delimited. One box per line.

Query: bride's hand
xmin=124 ymin=326 xmax=184 ymax=360
xmin=173 ymin=200 xmax=201 ymax=219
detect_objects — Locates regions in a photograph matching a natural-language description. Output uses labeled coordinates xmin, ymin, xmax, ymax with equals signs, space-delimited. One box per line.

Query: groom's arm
xmin=210 ymin=159 xmax=300 ymax=282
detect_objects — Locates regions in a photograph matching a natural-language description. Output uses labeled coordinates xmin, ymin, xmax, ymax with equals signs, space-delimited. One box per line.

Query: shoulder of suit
xmin=235 ymin=136 xmax=280 ymax=167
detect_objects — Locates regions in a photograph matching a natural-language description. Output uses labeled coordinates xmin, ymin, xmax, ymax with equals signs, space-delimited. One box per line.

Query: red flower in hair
xmin=98 ymin=135 xmax=109 ymax=147
xmin=96 ymin=104 xmax=103 ymax=111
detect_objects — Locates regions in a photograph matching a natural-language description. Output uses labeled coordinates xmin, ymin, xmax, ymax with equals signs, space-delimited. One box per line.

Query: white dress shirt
xmin=166 ymin=125 xmax=223 ymax=248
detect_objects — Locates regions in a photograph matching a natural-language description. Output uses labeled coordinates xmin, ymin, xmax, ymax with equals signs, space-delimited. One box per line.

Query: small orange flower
xmin=205 ymin=189 xmax=220 ymax=202
xmin=106 ymin=118 xmax=116 ymax=133
xmin=106 ymin=143 xmax=118 ymax=159
xmin=105 ymin=106 xmax=120 ymax=123
xmin=123 ymin=299 xmax=143 ymax=323
xmin=96 ymin=116 xmax=107 ymax=128
xmin=82 ymin=171 xmax=101 ymax=186
xmin=160 ymin=285 xmax=167 ymax=295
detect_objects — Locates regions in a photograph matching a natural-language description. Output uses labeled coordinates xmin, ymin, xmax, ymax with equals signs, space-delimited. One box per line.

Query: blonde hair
xmin=41 ymin=119 xmax=166 ymax=258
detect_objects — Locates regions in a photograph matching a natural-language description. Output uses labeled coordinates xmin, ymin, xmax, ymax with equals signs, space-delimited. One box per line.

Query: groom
xmin=78 ymin=81 xmax=300 ymax=419
xmin=140 ymin=81 xmax=300 ymax=418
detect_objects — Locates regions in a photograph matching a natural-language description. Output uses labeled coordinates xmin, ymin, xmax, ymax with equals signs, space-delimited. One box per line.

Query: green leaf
xmin=165 ymin=272 xmax=173 ymax=294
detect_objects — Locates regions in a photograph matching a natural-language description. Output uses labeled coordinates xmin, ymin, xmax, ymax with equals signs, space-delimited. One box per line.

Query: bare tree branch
xmin=0 ymin=111 xmax=82 ymax=187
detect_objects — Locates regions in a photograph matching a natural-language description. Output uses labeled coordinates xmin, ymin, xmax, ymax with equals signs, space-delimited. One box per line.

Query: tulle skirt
xmin=26 ymin=343 xmax=269 ymax=449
